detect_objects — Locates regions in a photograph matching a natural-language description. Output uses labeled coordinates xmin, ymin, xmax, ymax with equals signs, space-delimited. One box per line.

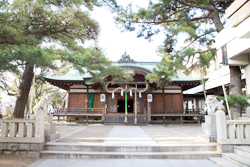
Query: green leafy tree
xmin=146 ymin=54 xmax=178 ymax=87
xmin=51 ymin=91 xmax=67 ymax=109
xmin=115 ymin=0 xmax=243 ymax=117
xmin=217 ymin=95 xmax=250 ymax=114
xmin=0 ymin=0 xmax=126 ymax=118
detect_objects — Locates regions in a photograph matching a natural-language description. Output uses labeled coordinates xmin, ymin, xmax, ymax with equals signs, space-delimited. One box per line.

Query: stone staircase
xmin=209 ymin=146 xmax=250 ymax=167
xmin=40 ymin=143 xmax=221 ymax=159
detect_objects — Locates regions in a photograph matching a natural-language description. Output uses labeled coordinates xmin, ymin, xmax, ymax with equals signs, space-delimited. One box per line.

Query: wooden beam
xmin=162 ymin=87 xmax=165 ymax=113
xmin=107 ymin=82 xmax=148 ymax=85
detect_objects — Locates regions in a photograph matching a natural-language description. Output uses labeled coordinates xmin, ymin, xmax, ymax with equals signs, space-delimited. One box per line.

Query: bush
xmin=216 ymin=94 xmax=250 ymax=111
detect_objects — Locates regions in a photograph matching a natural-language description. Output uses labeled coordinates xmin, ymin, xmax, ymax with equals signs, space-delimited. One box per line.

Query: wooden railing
xmin=152 ymin=108 xmax=200 ymax=114
xmin=55 ymin=108 xmax=102 ymax=114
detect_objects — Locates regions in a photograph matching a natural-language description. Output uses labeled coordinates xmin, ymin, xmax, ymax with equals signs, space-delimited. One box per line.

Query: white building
xmin=184 ymin=0 xmax=250 ymax=112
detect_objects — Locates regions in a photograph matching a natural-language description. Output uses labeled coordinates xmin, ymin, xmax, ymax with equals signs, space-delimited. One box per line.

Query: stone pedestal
xmin=198 ymin=114 xmax=217 ymax=142
xmin=44 ymin=115 xmax=59 ymax=142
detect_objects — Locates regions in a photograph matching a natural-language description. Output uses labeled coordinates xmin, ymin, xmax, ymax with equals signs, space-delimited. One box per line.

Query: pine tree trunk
xmin=13 ymin=64 xmax=34 ymax=118
xmin=210 ymin=9 xmax=224 ymax=32
xmin=229 ymin=66 xmax=242 ymax=119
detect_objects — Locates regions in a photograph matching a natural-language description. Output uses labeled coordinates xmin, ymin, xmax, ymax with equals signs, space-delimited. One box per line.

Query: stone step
xmin=222 ymin=153 xmax=250 ymax=167
xmin=234 ymin=146 xmax=250 ymax=158
xmin=44 ymin=143 xmax=217 ymax=152
xmin=209 ymin=157 xmax=240 ymax=167
xmin=40 ymin=150 xmax=221 ymax=159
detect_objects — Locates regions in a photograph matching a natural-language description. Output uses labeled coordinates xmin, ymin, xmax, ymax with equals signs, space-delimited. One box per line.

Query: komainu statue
xmin=205 ymin=95 xmax=225 ymax=114
xmin=33 ymin=93 xmax=52 ymax=116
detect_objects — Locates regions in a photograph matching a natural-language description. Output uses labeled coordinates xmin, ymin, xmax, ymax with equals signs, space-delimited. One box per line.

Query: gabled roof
xmin=45 ymin=63 xmax=200 ymax=83
xmin=44 ymin=53 xmax=201 ymax=90
xmin=117 ymin=63 xmax=154 ymax=74
xmin=44 ymin=68 xmax=91 ymax=82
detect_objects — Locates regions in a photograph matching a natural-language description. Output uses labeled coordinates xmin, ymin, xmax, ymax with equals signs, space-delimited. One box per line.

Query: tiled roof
xmin=45 ymin=62 xmax=200 ymax=84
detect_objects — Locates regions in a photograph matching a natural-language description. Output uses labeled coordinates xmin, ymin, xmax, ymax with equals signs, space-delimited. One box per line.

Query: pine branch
xmin=135 ymin=16 xmax=212 ymax=25
xmin=175 ymin=0 xmax=214 ymax=11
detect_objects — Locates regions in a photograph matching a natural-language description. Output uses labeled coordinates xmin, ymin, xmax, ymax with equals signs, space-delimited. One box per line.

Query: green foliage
xmin=146 ymin=54 xmax=177 ymax=87
xmin=0 ymin=0 xmax=101 ymax=76
xmin=51 ymin=91 xmax=66 ymax=108
xmin=0 ymin=0 xmax=127 ymax=86
xmin=217 ymin=94 xmax=250 ymax=111
xmin=0 ymin=0 xmax=126 ymax=117
xmin=115 ymin=0 xmax=233 ymax=83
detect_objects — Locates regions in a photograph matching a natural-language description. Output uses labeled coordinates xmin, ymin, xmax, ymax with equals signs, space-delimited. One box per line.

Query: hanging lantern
xmin=139 ymin=91 xmax=142 ymax=98
xmin=130 ymin=90 xmax=132 ymax=97
xmin=112 ymin=92 xmax=114 ymax=99
xmin=121 ymin=89 xmax=123 ymax=96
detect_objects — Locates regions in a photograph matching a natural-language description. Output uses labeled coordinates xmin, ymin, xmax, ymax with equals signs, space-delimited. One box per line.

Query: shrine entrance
xmin=117 ymin=99 xmax=134 ymax=113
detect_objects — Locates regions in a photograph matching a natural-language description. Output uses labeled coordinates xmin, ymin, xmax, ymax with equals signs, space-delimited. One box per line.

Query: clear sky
xmin=89 ymin=1 xmax=164 ymax=62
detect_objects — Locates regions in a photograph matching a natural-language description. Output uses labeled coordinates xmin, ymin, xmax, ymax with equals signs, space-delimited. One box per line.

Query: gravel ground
xmin=0 ymin=153 xmax=38 ymax=167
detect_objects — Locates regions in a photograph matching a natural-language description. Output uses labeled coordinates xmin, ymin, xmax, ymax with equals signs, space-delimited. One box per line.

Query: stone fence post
xmin=216 ymin=110 xmax=227 ymax=140
xmin=35 ymin=109 xmax=45 ymax=138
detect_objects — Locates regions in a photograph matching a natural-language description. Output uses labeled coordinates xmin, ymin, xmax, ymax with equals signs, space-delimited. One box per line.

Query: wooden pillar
xmin=181 ymin=87 xmax=184 ymax=113
xmin=147 ymin=101 xmax=151 ymax=125
xmin=124 ymin=84 xmax=128 ymax=124
xmin=67 ymin=90 xmax=70 ymax=109
xmin=102 ymin=102 xmax=105 ymax=124
xmin=87 ymin=85 xmax=89 ymax=108
xmin=134 ymin=84 xmax=137 ymax=124
xmin=162 ymin=87 xmax=165 ymax=113
xmin=186 ymin=93 xmax=189 ymax=112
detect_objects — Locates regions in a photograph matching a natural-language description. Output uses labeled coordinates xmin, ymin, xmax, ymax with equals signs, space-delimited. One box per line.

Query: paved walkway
xmin=103 ymin=126 xmax=157 ymax=145
xmin=28 ymin=159 xmax=219 ymax=167
xmin=28 ymin=124 xmax=220 ymax=167
xmin=51 ymin=124 xmax=206 ymax=145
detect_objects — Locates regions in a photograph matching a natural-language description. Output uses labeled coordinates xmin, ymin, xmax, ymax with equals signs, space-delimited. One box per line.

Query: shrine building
xmin=45 ymin=53 xmax=201 ymax=125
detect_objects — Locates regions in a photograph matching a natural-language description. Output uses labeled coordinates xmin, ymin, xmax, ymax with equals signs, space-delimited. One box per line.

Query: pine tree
xmin=115 ymin=0 xmax=242 ymax=117
xmin=0 ymin=0 xmax=125 ymax=118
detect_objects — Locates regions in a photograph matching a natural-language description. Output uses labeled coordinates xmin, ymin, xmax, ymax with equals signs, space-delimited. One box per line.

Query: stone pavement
xmin=28 ymin=124 xmax=220 ymax=167
xmin=53 ymin=124 xmax=207 ymax=145
xmin=103 ymin=126 xmax=157 ymax=145
xmin=28 ymin=159 xmax=219 ymax=167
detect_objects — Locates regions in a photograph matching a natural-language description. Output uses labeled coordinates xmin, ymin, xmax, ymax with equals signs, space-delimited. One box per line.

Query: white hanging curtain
xmin=121 ymin=89 xmax=123 ymax=96
xmin=112 ymin=92 xmax=114 ymax=99
xmin=139 ymin=91 xmax=142 ymax=98
xmin=130 ymin=90 xmax=132 ymax=97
